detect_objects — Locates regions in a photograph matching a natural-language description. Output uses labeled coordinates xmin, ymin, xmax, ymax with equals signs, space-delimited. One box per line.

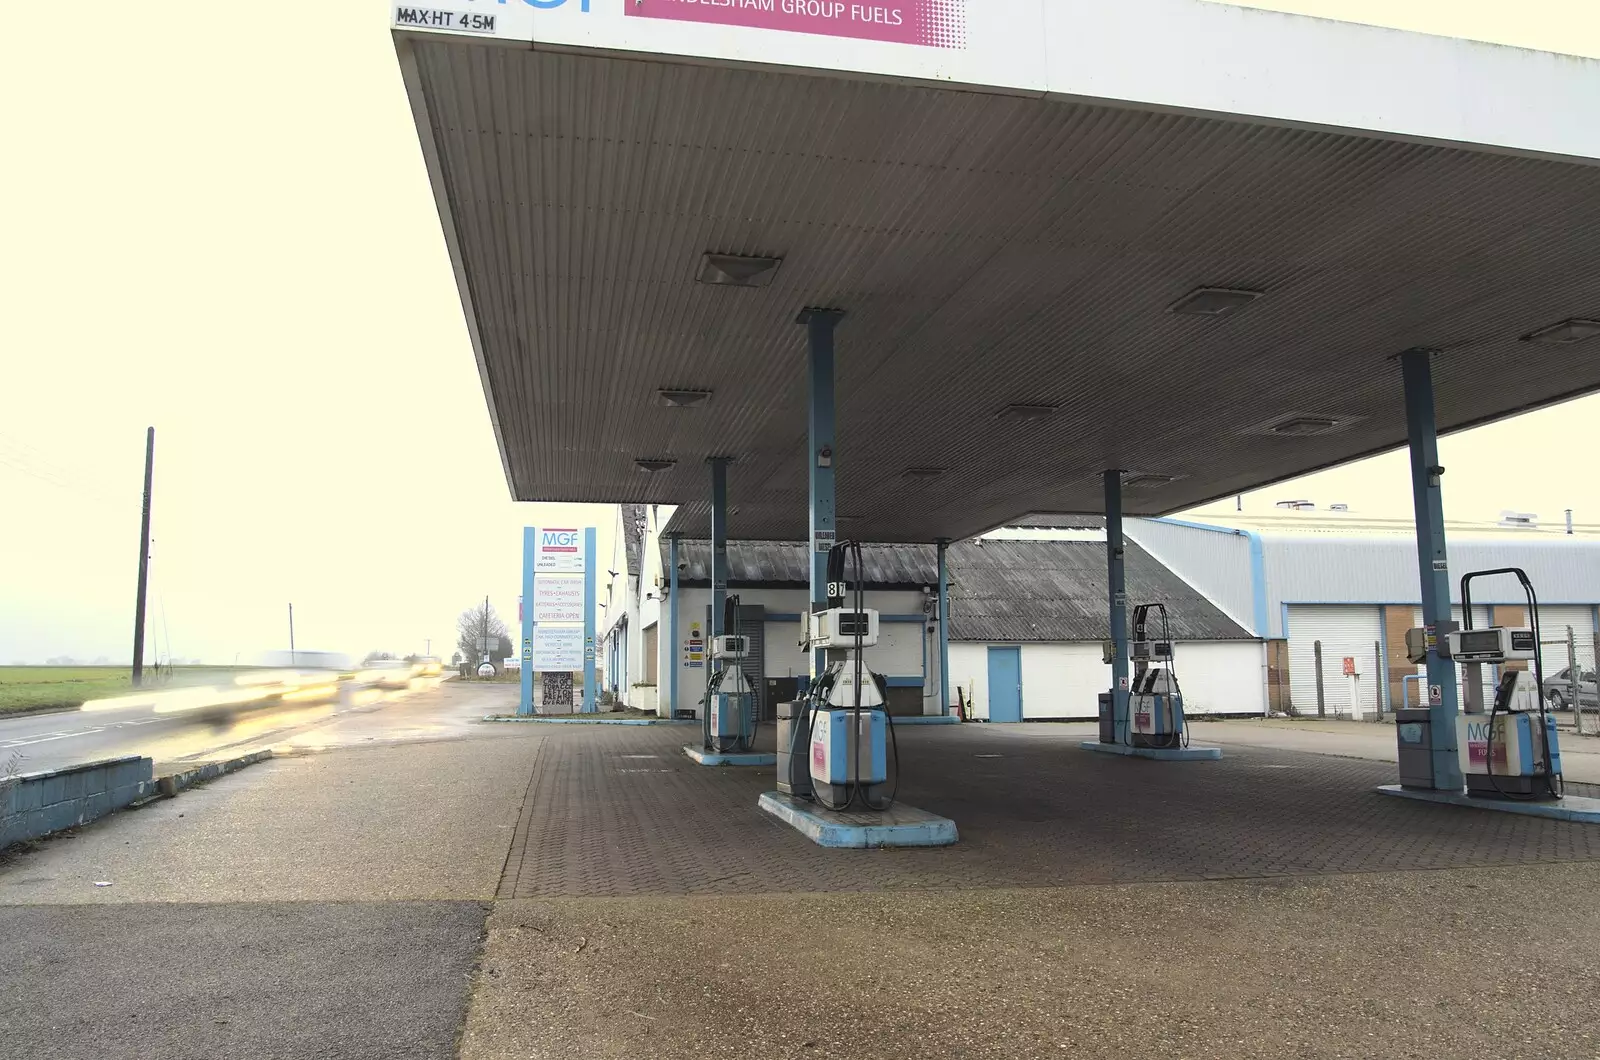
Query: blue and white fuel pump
xmin=784 ymin=541 xmax=898 ymax=812
xmin=1127 ymin=602 xmax=1188 ymax=750
xmin=1451 ymin=568 xmax=1563 ymax=801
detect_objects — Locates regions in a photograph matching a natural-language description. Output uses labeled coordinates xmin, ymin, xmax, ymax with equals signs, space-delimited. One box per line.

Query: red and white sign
xmin=627 ymin=0 xmax=967 ymax=50
xmin=1341 ymin=656 xmax=1356 ymax=677
xmin=1429 ymin=683 xmax=1443 ymax=706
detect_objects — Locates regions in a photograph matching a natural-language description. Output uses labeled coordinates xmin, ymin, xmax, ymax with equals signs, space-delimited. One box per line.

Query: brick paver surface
xmin=499 ymin=724 xmax=1600 ymax=897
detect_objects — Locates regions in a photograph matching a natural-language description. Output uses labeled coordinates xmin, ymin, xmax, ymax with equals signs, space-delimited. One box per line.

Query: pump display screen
xmin=1456 ymin=629 xmax=1504 ymax=659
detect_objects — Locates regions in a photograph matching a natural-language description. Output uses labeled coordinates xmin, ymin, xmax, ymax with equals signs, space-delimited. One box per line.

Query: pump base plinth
xmin=758 ymin=792 xmax=957 ymax=848
xmin=1376 ymin=784 xmax=1600 ymax=822
xmin=683 ymin=746 xmax=775 ymax=767
xmin=1080 ymin=741 xmax=1222 ymax=761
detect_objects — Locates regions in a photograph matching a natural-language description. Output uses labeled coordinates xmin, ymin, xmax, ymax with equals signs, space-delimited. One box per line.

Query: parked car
xmin=1544 ymin=666 xmax=1598 ymax=709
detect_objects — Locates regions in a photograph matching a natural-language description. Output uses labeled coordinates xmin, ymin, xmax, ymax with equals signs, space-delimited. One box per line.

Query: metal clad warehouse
xmin=1127 ymin=516 xmax=1600 ymax=717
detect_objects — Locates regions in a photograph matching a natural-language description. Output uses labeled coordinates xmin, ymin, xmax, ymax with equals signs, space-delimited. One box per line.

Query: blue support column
xmin=709 ymin=458 xmax=730 ymax=647
xmin=519 ymin=527 xmax=536 ymax=716
xmin=667 ymin=533 xmax=680 ymax=719
xmin=1105 ymin=471 xmax=1130 ymax=743
xmin=1401 ymin=348 xmax=1463 ymax=791
xmin=938 ymin=538 xmax=951 ymax=717
xmin=583 ymin=526 xmax=597 ymax=713
xmin=800 ymin=308 xmax=844 ymax=677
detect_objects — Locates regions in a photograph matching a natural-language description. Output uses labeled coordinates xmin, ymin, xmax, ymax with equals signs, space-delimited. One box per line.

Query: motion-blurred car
xmin=417 ymin=657 xmax=443 ymax=677
xmin=1544 ymin=666 xmax=1598 ymax=709
xmin=356 ymin=659 xmax=419 ymax=689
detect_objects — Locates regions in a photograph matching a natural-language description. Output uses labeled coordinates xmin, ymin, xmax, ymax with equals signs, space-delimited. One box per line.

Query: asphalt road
xmin=0 ymin=675 xmax=492 ymax=774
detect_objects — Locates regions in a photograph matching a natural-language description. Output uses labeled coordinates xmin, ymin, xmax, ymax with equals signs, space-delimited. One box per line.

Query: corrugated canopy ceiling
xmin=405 ymin=39 xmax=1600 ymax=543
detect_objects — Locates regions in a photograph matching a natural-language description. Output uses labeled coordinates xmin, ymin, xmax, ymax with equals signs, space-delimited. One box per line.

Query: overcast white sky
xmin=1 ymin=1 xmax=1596 ymax=664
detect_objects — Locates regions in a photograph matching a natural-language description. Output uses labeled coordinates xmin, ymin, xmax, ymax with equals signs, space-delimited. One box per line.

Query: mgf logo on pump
xmin=535 ymin=528 xmax=586 ymax=572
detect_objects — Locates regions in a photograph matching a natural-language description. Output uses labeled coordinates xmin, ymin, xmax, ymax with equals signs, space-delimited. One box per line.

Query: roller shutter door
xmin=1287 ymin=606 xmax=1382 ymax=716
xmin=1537 ymin=606 xmax=1596 ymax=679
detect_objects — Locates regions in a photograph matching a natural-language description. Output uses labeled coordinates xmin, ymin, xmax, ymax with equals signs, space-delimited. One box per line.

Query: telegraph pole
xmin=288 ymin=603 xmax=296 ymax=667
xmin=131 ymin=428 xmax=155 ymax=687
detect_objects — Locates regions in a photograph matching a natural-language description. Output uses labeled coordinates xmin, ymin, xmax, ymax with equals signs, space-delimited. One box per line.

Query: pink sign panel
xmin=627 ymin=0 xmax=967 ymax=50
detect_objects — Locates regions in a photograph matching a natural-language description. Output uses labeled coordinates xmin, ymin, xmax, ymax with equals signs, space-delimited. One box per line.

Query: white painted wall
xmin=665 ymin=587 xmax=928 ymax=718
xmin=947 ymin=640 xmax=1265 ymax=720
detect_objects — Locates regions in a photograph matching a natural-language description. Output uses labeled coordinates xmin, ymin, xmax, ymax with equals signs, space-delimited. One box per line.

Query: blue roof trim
xmin=1246 ymin=531 xmax=1269 ymax=638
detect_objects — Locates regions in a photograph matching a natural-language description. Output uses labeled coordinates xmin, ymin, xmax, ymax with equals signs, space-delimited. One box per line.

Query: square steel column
xmin=800 ymin=308 xmax=844 ymax=677
xmin=583 ymin=526 xmax=597 ymax=713
xmin=519 ymin=527 xmax=536 ymax=716
xmin=667 ymin=533 xmax=680 ymax=718
xmin=1105 ymin=470 xmax=1130 ymax=743
xmin=938 ymin=538 xmax=952 ymax=716
xmin=709 ymin=458 xmax=730 ymax=647
xmin=1401 ymin=348 xmax=1463 ymax=791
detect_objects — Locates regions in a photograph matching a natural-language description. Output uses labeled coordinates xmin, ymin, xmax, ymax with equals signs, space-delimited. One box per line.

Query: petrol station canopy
xmin=393 ymin=0 xmax=1600 ymax=543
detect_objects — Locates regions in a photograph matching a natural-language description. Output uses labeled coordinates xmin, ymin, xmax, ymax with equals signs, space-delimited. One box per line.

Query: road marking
xmin=1 ymin=728 xmax=106 ymax=748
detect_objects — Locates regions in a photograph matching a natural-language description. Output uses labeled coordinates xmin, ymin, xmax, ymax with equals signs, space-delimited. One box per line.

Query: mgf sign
xmin=534 ymin=528 xmax=585 ymax=573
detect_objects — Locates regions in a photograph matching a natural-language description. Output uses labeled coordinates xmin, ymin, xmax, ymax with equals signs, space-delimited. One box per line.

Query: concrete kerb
xmin=758 ymin=791 xmax=959 ymax=848
xmin=890 ymin=715 xmax=961 ymax=726
xmin=1080 ymin=741 xmax=1224 ymax=761
xmin=483 ymin=715 xmax=695 ymax=726
xmin=683 ymin=746 xmax=777 ymax=767
xmin=154 ymin=749 xmax=275 ymax=797
xmin=1376 ymin=784 xmax=1600 ymax=823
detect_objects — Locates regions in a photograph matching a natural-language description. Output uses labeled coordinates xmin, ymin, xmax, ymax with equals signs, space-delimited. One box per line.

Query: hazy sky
xmin=1 ymin=2 xmax=1596 ymax=664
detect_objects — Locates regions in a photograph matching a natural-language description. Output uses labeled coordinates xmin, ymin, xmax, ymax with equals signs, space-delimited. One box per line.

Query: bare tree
xmin=457 ymin=598 xmax=509 ymax=667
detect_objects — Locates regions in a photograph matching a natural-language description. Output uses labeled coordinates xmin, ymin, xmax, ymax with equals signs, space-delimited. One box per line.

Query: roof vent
xmin=996 ymin=404 xmax=1060 ymax=421
xmin=1498 ymin=510 xmax=1539 ymax=529
xmin=1523 ymin=319 xmax=1600 ymax=345
xmin=697 ymin=253 xmax=782 ymax=288
xmin=635 ymin=458 xmax=677 ymax=473
xmin=656 ymin=389 xmax=713 ymax=408
xmin=1168 ymin=287 xmax=1264 ymax=318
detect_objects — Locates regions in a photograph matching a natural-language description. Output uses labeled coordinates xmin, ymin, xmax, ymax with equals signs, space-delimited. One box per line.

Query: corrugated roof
xmin=662 ymin=536 xmax=1251 ymax=641
xmin=619 ymin=503 xmax=647 ymax=578
xmin=670 ymin=540 xmax=938 ymax=588
xmin=947 ymin=539 xmax=1251 ymax=642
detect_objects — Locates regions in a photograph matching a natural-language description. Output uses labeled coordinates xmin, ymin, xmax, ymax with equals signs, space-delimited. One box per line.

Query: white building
xmin=603 ymin=517 xmax=1263 ymax=721
xmin=1127 ymin=514 xmax=1600 ymax=716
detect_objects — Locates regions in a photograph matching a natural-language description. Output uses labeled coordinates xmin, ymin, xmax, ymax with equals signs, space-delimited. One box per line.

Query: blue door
xmin=987 ymin=646 xmax=1022 ymax=723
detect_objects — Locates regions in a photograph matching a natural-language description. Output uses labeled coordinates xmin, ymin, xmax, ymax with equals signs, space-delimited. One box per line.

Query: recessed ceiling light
xmin=1246 ymin=411 xmax=1360 ymax=438
xmin=996 ymin=404 xmax=1060 ymax=421
xmin=1523 ymin=319 xmax=1600 ymax=345
xmin=902 ymin=467 xmax=948 ymax=480
xmin=697 ymin=253 xmax=782 ymax=288
xmin=1271 ymin=416 xmax=1341 ymax=437
xmin=656 ymin=389 xmax=713 ymax=408
xmin=1168 ymin=287 xmax=1264 ymax=318
xmin=1122 ymin=473 xmax=1178 ymax=489
xmin=635 ymin=458 xmax=677 ymax=473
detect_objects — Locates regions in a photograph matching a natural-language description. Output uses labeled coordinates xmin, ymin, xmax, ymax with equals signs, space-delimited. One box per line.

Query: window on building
xmin=643 ymin=623 xmax=659 ymax=685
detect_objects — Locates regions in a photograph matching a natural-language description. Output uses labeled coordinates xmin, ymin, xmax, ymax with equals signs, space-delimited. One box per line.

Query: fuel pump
xmin=785 ymin=541 xmax=898 ymax=811
xmin=1451 ymin=568 xmax=1562 ymax=801
xmin=1127 ymin=602 xmax=1187 ymax=749
xmin=701 ymin=594 xmax=756 ymax=754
